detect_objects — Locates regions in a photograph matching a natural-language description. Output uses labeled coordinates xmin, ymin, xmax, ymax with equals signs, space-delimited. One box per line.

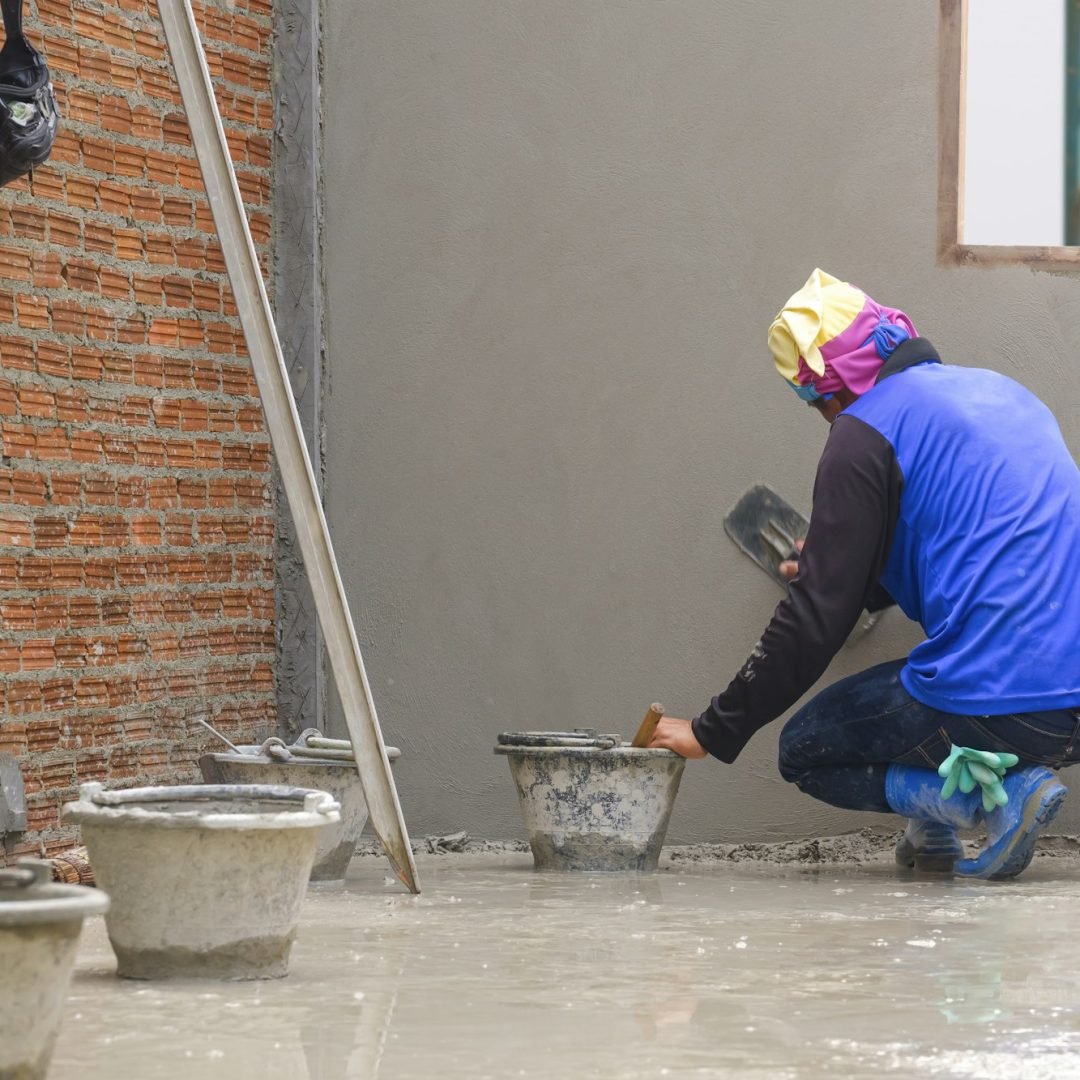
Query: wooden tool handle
xmin=631 ymin=703 xmax=665 ymax=748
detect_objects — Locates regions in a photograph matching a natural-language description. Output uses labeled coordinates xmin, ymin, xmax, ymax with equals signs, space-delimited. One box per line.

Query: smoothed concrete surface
xmin=51 ymin=849 xmax=1080 ymax=1079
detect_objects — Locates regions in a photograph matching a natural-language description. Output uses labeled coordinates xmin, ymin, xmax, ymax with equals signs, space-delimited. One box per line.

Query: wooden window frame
xmin=939 ymin=0 xmax=1080 ymax=267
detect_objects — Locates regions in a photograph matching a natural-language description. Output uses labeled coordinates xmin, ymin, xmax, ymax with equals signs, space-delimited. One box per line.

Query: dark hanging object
xmin=0 ymin=0 xmax=57 ymax=188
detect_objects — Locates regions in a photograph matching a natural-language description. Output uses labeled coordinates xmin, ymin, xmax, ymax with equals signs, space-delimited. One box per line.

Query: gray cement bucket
xmin=0 ymin=861 xmax=109 ymax=1079
xmin=495 ymin=733 xmax=686 ymax=871
xmin=199 ymin=732 xmax=400 ymax=883
xmin=63 ymin=783 xmax=339 ymax=981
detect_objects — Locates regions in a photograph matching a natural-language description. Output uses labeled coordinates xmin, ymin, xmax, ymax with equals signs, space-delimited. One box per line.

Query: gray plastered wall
xmin=273 ymin=0 xmax=326 ymax=740
xmin=318 ymin=0 xmax=1080 ymax=841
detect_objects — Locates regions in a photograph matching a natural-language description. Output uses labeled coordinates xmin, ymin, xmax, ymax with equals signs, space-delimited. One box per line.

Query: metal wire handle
xmin=82 ymin=783 xmax=340 ymax=817
xmin=0 ymin=860 xmax=50 ymax=888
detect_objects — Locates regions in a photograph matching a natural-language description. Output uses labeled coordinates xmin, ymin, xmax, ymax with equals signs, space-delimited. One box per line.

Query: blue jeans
xmin=778 ymin=659 xmax=1080 ymax=812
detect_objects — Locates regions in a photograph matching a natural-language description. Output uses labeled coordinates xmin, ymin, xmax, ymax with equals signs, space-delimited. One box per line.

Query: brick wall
xmin=0 ymin=0 xmax=278 ymax=860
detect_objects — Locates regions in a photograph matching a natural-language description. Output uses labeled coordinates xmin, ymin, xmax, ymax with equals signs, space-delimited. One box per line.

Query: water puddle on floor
xmin=51 ymin=853 xmax=1080 ymax=1078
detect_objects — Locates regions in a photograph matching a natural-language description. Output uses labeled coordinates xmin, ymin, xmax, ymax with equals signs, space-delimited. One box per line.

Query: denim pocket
xmin=894 ymin=727 xmax=953 ymax=769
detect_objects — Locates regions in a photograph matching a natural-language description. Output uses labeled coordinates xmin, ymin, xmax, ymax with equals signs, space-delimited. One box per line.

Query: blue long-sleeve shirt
xmin=693 ymin=338 xmax=1080 ymax=762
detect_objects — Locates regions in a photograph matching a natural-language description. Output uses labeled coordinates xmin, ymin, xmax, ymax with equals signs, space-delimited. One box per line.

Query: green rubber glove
xmin=938 ymin=745 xmax=1019 ymax=813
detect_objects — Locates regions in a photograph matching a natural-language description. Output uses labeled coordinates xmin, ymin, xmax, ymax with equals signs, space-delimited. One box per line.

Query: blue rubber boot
xmin=885 ymin=764 xmax=982 ymax=873
xmin=954 ymin=766 xmax=1068 ymax=880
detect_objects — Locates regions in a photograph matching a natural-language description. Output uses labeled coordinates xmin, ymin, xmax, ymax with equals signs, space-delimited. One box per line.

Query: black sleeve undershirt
xmin=691 ymin=415 xmax=902 ymax=763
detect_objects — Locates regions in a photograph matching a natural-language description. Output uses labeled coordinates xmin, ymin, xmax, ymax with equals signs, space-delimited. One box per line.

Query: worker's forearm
xmin=692 ymin=580 xmax=853 ymax=761
xmin=693 ymin=415 xmax=902 ymax=762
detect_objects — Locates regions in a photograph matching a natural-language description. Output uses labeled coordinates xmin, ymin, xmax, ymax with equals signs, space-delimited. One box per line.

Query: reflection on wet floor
xmin=52 ymin=853 xmax=1080 ymax=1079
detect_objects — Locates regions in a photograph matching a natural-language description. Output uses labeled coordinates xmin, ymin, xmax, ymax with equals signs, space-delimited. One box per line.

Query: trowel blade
xmin=723 ymin=484 xmax=879 ymax=645
xmin=724 ymin=484 xmax=809 ymax=589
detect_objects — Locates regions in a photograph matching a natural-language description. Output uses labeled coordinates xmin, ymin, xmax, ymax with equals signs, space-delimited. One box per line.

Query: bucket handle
xmin=0 ymin=860 xmax=51 ymax=889
xmin=79 ymin=782 xmax=340 ymax=817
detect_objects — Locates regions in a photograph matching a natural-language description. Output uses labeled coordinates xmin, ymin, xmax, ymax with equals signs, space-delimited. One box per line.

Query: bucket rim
xmin=62 ymin=782 xmax=341 ymax=830
xmin=493 ymin=744 xmax=684 ymax=760
xmin=0 ymin=862 xmax=109 ymax=925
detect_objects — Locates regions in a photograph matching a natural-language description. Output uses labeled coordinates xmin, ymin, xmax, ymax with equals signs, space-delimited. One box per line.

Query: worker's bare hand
xmin=779 ymin=538 xmax=805 ymax=581
xmin=648 ymin=717 xmax=708 ymax=759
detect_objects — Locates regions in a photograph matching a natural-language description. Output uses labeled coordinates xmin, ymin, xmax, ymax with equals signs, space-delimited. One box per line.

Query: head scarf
xmin=767 ymin=269 xmax=917 ymax=398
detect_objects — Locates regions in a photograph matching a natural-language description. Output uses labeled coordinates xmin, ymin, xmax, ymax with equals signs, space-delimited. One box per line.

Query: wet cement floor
xmin=51 ymin=851 xmax=1080 ymax=1079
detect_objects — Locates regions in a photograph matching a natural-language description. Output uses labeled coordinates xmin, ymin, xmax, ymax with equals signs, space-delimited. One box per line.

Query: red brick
xmin=26 ymin=717 xmax=60 ymax=751
xmin=115 ymin=229 xmax=144 ymax=260
xmin=84 ymin=223 xmax=115 ymax=255
xmin=81 ymin=136 xmax=115 ymax=174
xmin=36 ymin=342 xmax=70 ymax=379
xmin=130 ymin=107 xmax=163 ymax=141
xmin=79 ymin=47 xmax=113 ymax=85
xmin=11 ymin=206 xmax=47 ymax=242
xmin=2 ymin=337 xmax=34 ymax=372
xmin=98 ymin=181 xmax=131 ymax=217
xmin=0 ymin=515 xmax=33 ymax=546
xmin=50 ymin=300 xmax=87 ymax=336
xmin=176 ymin=156 xmax=203 ymax=190
xmin=101 ymin=12 xmax=136 ymax=51
xmin=174 ymin=237 xmax=206 ymax=270
xmin=161 ymin=196 xmax=194 ymax=228
xmin=31 ymin=251 xmax=63 ymax=289
xmin=131 ymin=187 xmax=163 ymax=223
xmin=11 ymin=471 xmax=48 ymax=506
xmin=62 ymin=257 xmax=97 ymax=292
xmin=0 ymin=245 xmax=32 ymax=282
xmin=115 ymin=144 xmax=148 ymax=178
xmin=110 ymin=55 xmax=139 ymax=93
xmin=0 ymin=721 xmax=28 ymax=755
xmin=139 ymin=64 xmax=177 ymax=103
xmin=28 ymin=170 xmax=65 ymax=205
xmin=162 ymin=276 xmax=194 ymax=308
xmin=50 ymin=129 xmax=81 ymax=167
xmin=47 ymin=211 xmax=81 ymax=247
xmin=17 ymin=387 xmax=56 ymax=420
xmin=36 ymin=0 xmax=71 ymax=28
xmin=42 ymin=35 xmax=78 ymax=75
xmin=144 ymin=232 xmax=174 ymax=264
xmin=16 ymin=295 xmax=49 ymax=330
xmin=134 ymin=29 xmax=167 ymax=62
xmin=99 ymin=267 xmax=131 ymax=300
xmin=162 ymin=113 xmax=191 ymax=146
xmin=73 ymin=9 xmax=107 ymax=44
xmin=66 ymin=89 xmax=100 ymax=125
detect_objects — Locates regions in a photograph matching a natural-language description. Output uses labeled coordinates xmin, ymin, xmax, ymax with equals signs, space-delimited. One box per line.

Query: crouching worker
xmin=649 ymin=269 xmax=1080 ymax=880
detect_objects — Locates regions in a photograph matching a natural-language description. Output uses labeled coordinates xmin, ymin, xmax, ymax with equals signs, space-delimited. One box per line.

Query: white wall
xmin=965 ymin=0 xmax=1065 ymax=246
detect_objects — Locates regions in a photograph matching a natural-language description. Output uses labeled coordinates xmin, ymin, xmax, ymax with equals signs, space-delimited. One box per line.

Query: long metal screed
xmin=155 ymin=0 xmax=419 ymax=893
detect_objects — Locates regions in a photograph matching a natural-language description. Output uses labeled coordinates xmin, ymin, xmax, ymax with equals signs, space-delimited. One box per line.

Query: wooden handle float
xmin=631 ymin=703 xmax=665 ymax=748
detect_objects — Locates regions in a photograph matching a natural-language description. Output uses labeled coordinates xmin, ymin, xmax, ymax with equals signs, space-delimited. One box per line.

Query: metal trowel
xmin=724 ymin=484 xmax=879 ymax=645
xmin=724 ymin=485 xmax=807 ymax=588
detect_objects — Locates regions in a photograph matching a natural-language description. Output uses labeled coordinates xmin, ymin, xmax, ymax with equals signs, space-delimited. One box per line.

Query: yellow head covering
xmin=767 ymin=268 xmax=867 ymax=388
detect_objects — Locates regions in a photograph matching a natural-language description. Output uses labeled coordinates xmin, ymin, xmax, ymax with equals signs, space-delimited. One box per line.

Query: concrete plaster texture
xmin=321 ymin=1 xmax=1080 ymax=843
xmin=49 ymin=851 xmax=1080 ymax=1079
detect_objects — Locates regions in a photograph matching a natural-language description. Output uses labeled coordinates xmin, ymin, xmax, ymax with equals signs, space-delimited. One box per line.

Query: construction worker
xmin=649 ymin=269 xmax=1080 ymax=879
